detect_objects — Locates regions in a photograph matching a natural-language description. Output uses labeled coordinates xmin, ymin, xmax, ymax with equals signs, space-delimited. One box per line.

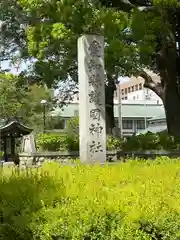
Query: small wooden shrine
xmin=0 ymin=119 xmax=33 ymax=162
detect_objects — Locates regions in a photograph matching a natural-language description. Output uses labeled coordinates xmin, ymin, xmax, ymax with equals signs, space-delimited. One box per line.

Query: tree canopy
xmin=0 ymin=73 xmax=52 ymax=129
xmin=1 ymin=0 xmax=180 ymax=134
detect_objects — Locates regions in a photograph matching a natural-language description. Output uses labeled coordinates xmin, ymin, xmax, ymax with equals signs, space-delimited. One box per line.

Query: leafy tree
xmin=2 ymin=0 xmax=180 ymax=137
xmin=0 ymin=73 xmax=27 ymax=118
xmin=0 ymin=73 xmax=53 ymax=129
xmin=15 ymin=0 xmax=140 ymax=133
xmin=98 ymin=0 xmax=180 ymax=136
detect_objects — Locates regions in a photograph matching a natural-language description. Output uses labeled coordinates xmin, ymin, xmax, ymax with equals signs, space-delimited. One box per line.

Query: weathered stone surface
xmin=78 ymin=35 xmax=106 ymax=163
xmin=21 ymin=134 xmax=36 ymax=153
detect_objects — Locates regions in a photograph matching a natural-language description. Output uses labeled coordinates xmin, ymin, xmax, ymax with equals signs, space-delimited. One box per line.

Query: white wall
xmin=68 ymin=88 xmax=163 ymax=105
xmin=127 ymin=88 xmax=163 ymax=104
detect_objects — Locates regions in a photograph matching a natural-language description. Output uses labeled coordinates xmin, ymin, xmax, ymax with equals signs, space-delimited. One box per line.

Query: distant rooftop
xmin=51 ymin=103 xmax=165 ymax=119
xmin=149 ymin=112 xmax=166 ymax=121
xmin=137 ymin=125 xmax=167 ymax=135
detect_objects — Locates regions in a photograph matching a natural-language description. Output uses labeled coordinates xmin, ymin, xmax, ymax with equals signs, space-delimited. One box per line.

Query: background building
xmin=114 ymin=70 xmax=162 ymax=104
xmin=137 ymin=112 xmax=166 ymax=134
xmin=51 ymin=102 xmax=165 ymax=137
xmin=52 ymin=70 xmax=165 ymax=136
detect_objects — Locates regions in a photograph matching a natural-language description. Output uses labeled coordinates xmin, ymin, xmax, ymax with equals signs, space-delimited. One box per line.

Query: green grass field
xmin=1 ymin=158 xmax=180 ymax=239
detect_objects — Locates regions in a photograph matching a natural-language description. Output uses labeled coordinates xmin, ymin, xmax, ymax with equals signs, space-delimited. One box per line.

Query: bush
xmin=37 ymin=133 xmax=122 ymax=152
xmin=36 ymin=133 xmax=67 ymax=151
xmin=65 ymin=134 xmax=79 ymax=151
xmin=66 ymin=116 xmax=79 ymax=135
xmin=36 ymin=117 xmax=122 ymax=152
xmin=2 ymin=159 xmax=180 ymax=239
xmin=36 ymin=132 xmax=79 ymax=152
xmin=106 ymin=135 xmax=121 ymax=150
xmin=65 ymin=117 xmax=79 ymax=151
xmin=122 ymin=131 xmax=180 ymax=151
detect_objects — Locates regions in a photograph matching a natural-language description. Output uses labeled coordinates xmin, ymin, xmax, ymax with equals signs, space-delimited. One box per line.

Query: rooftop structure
xmin=137 ymin=112 xmax=167 ymax=135
xmin=68 ymin=70 xmax=162 ymax=105
xmin=0 ymin=119 xmax=32 ymax=162
xmin=114 ymin=70 xmax=162 ymax=104
xmin=51 ymin=102 xmax=165 ymax=136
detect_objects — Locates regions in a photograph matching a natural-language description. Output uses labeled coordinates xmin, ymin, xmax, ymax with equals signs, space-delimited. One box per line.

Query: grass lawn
xmin=1 ymin=157 xmax=180 ymax=239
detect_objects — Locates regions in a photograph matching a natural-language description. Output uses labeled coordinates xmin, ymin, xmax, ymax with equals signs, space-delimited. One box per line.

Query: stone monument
xmin=78 ymin=35 xmax=106 ymax=163
xmin=21 ymin=134 xmax=36 ymax=153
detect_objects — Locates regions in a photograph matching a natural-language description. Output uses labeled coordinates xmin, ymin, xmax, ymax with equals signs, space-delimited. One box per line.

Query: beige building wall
xmin=115 ymin=70 xmax=161 ymax=100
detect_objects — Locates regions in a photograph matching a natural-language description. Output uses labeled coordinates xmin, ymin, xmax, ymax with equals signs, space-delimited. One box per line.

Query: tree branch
xmin=135 ymin=70 xmax=164 ymax=101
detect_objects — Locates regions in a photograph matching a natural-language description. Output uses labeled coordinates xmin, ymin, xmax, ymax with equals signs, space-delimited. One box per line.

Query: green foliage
xmin=106 ymin=135 xmax=121 ymax=150
xmin=37 ymin=118 xmax=122 ymax=152
xmin=122 ymin=132 xmax=180 ymax=151
xmin=36 ymin=133 xmax=67 ymax=151
xmin=66 ymin=116 xmax=79 ymax=135
xmin=0 ymin=167 xmax=65 ymax=240
xmin=45 ymin=116 xmax=65 ymax=130
xmin=16 ymin=0 xmax=140 ymax=88
xmin=0 ymin=74 xmax=53 ymax=129
xmin=2 ymin=160 xmax=180 ymax=239
xmin=65 ymin=117 xmax=79 ymax=151
xmin=65 ymin=134 xmax=79 ymax=151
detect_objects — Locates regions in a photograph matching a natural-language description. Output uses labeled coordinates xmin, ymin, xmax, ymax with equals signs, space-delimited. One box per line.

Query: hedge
xmin=36 ymin=133 xmax=121 ymax=151
xmin=122 ymin=132 xmax=180 ymax=151
xmin=1 ymin=159 xmax=180 ymax=239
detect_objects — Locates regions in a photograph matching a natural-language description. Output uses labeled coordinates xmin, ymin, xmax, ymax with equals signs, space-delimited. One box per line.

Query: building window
xmin=128 ymin=87 xmax=131 ymax=93
xmin=139 ymin=83 xmax=142 ymax=89
xmin=133 ymin=96 xmax=136 ymax=100
xmin=125 ymin=88 xmax=127 ymax=94
xmin=132 ymin=86 xmax=134 ymax=92
xmin=135 ymin=84 xmax=138 ymax=90
xmin=123 ymin=120 xmax=133 ymax=129
xmin=136 ymin=120 xmax=145 ymax=129
xmin=121 ymin=89 xmax=124 ymax=95
xmin=124 ymin=96 xmax=127 ymax=100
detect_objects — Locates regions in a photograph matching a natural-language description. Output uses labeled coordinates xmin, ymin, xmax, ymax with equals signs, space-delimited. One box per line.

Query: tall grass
xmin=1 ymin=158 xmax=180 ymax=239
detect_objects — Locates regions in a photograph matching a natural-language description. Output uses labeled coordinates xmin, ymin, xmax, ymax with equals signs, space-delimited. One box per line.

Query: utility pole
xmin=40 ymin=100 xmax=47 ymax=133
xmin=144 ymin=88 xmax=147 ymax=130
xmin=117 ymin=80 xmax=123 ymax=138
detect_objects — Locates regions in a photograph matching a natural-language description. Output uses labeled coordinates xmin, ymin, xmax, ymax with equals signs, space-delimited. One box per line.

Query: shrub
xmin=1 ymin=159 xmax=180 ymax=239
xmin=36 ymin=133 xmax=67 ymax=151
xmin=66 ymin=116 xmax=79 ymax=135
xmin=138 ymin=132 xmax=161 ymax=150
xmin=121 ymin=134 xmax=141 ymax=151
xmin=122 ymin=132 xmax=180 ymax=151
xmin=65 ymin=117 xmax=79 ymax=151
xmin=36 ymin=132 xmax=79 ymax=152
xmin=106 ymin=135 xmax=121 ymax=150
xmin=65 ymin=134 xmax=79 ymax=151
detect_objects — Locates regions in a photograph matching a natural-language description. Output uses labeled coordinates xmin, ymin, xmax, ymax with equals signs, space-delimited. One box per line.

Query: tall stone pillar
xmin=78 ymin=35 xmax=106 ymax=163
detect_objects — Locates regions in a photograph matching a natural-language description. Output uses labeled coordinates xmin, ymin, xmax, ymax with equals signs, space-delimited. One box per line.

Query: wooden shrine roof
xmin=0 ymin=120 xmax=33 ymax=137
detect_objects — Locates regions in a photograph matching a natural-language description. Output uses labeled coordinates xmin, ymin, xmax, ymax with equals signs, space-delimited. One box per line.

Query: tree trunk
xmin=138 ymin=71 xmax=180 ymax=137
xmin=164 ymin=82 xmax=180 ymax=136
xmin=105 ymin=82 xmax=116 ymax=134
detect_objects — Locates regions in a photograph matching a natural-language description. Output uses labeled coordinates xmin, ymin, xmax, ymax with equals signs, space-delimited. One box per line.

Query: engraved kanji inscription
xmin=88 ymin=73 xmax=102 ymax=88
xmin=88 ymin=40 xmax=101 ymax=57
xmin=87 ymin=59 xmax=102 ymax=73
xmin=89 ymin=90 xmax=102 ymax=105
xmin=90 ymin=109 xmax=101 ymax=121
xmin=89 ymin=140 xmax=103 ymax=154
xmin=89 ymin=123 xmax=103 ymax=136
